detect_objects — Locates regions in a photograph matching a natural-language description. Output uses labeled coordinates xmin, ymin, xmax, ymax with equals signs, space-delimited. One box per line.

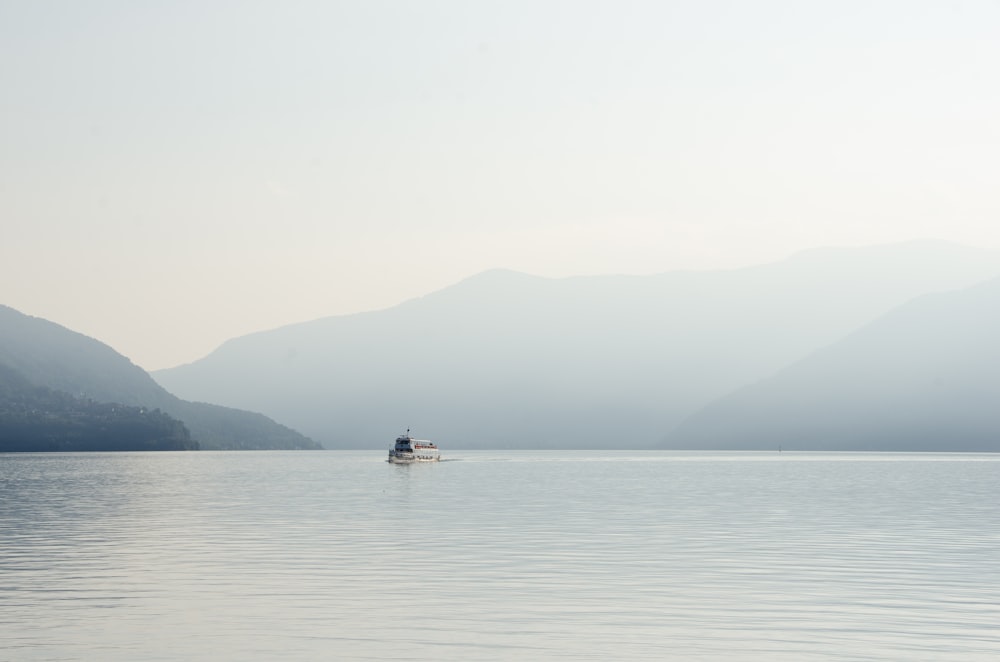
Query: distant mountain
xmin=153 ymin=241 xmax=1000 ymax=449
xmin=662 ymin=275 xmax=1000 ymax=451
xmin=0 ymin=305 xmax=321 ymax=450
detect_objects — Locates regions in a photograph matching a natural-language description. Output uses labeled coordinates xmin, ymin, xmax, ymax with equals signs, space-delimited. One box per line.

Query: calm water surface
xmin=1 ymin=450 xmax=998 ymax=660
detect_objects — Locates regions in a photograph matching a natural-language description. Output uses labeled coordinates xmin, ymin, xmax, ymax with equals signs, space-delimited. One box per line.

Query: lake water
xmin=1 ymin=450 xmax=999 ymax=661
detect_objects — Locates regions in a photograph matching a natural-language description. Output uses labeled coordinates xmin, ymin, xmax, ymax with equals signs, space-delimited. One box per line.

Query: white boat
xmin=387 ymin=430 xmax=440 ymax=463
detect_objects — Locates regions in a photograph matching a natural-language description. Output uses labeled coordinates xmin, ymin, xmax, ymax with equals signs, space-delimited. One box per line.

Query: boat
xmin=387 ymin=429 xmax=441 ymax=463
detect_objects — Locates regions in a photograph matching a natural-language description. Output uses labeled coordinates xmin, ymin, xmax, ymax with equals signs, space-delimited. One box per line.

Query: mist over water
xmin=2 ymin=451 xmax=999 ymax=660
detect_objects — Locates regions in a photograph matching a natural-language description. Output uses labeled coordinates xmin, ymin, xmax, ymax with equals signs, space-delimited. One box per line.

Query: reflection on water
xmin=1 ymin=451 xmax=999 ymax=660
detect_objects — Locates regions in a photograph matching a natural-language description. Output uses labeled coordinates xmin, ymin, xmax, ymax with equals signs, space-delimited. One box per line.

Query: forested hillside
xmin=0 ymin=305 xmax=321 ymax=450
xmin=0 ymin=363 xmax=196 ymax=451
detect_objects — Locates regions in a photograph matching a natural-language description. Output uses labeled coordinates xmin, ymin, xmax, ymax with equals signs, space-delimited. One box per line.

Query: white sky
xmin=2 ymin=0 xmax=999 ymax=370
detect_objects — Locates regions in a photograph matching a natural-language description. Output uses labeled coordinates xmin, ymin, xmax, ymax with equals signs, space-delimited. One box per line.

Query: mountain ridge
xmin=154 ymin=241 xmax=1000 ymax=450
xmin=661 ymin=274 xmax=1000 ymax=451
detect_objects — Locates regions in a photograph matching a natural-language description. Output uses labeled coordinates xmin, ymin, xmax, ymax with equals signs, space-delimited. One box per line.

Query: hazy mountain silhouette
xmin=662 ymin=275 xmax=1000 ymax=451
xmin=153 ymin=241 xmax=1000 ymax=449
xmin=0 ymin=305 xmax=320 ymax=450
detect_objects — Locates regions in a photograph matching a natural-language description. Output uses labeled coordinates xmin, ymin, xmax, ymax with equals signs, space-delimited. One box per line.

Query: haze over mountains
xmin=0 ymin=305 xmax=320 ymax=450
xmin=664 ymin=274 xmax=1000 ymax=451
xmin=154 ymin=241 xmax=1000 ymax=450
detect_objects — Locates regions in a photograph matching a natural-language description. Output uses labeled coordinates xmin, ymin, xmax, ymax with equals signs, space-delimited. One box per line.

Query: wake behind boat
xmin=387 ymin=430 xmax=440 ymax=463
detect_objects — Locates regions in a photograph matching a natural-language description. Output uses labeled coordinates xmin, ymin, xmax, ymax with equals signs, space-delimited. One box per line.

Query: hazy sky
xmin=3 ymin=1 xmax=999 ymax=370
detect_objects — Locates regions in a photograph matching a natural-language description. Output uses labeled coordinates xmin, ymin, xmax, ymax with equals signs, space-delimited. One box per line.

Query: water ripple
xmin=1 ymin=450 xmax=998 ymax=660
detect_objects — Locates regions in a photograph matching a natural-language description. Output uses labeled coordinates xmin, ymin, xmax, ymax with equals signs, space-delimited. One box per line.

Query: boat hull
xmin=387 ymin=452 xmax=440 ymax=464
